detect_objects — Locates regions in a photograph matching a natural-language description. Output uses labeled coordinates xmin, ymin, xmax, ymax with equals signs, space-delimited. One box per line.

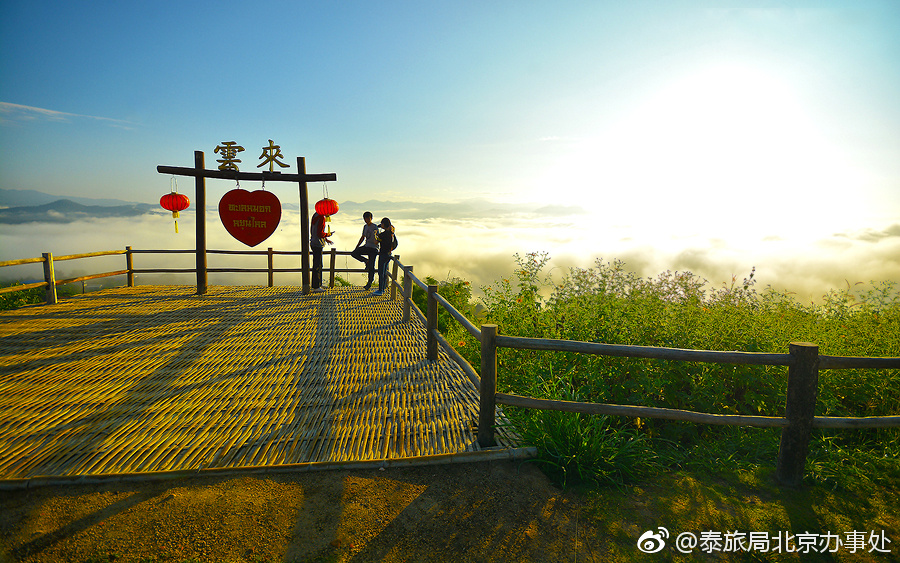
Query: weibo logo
xmin=637 ymin=527 xmax=669 ymax=553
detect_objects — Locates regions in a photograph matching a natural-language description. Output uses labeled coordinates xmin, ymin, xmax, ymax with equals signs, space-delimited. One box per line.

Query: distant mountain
xmin=0 ymin=189 xmax=586 ymax=224
xmin=0 ymin=199 xmax=159 ymax=224
xmin=337 ymin=199 xmax=586 ymax=220
xmin=0 ymin=188 xmax=149 ymax=208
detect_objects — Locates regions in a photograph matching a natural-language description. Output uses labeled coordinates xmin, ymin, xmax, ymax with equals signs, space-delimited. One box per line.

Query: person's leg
xmin=312 ymin=246 xmax=323 ymax=289
xmin=350 ymin=246 xmax=366 ymax=263
xmin=365 ymin=248 xmax=377 ymax=288
xmin=375 ymin=255 xmax=389 ymax=294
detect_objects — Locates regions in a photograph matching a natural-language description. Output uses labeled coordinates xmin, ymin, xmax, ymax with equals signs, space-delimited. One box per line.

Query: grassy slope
xmin=424 ymin=254 xmax=899 ymax=559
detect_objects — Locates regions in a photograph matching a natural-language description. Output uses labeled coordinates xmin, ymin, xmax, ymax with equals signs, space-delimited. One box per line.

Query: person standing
xmin=350 ymin=211 xmax=379 ymax=290
xmin=309 ymin=211 xmax=333 ymax=293
xmin=373 ymin=217 xmax=395 ymax=296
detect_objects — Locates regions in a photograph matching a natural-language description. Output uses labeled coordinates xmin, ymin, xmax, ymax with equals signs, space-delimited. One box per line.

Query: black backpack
xmin=391 ymin=234 xmax=398 ymax=250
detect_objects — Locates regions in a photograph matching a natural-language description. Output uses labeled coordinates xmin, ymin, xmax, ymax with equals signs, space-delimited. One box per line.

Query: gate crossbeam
xmin=156 ymin=165 xmax=336 ymax=184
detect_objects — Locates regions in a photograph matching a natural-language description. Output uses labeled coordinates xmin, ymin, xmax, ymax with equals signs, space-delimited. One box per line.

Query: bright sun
xmin=539 ymin=63 xmax=866 ymax=241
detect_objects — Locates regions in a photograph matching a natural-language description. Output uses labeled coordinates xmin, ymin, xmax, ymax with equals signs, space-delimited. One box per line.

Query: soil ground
xmin=4 ymin=460 xmax=897 ymax=562
xmin=0 ymin=460 xmax=606 ymax=563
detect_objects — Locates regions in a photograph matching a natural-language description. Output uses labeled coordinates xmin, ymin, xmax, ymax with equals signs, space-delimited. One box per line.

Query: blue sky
xmin=2 ymin=1 xmax=899 ymax=297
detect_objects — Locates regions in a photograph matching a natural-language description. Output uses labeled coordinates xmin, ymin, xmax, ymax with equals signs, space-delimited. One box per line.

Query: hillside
xmin=0 ymin=199 xmax=159 ymax=224
xmin=0 ymin=188 xmax=147 ymax=208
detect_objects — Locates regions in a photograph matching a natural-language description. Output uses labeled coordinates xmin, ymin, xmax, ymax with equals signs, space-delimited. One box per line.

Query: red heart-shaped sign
xmin=218 ymin=189 xmax=282 ymax=247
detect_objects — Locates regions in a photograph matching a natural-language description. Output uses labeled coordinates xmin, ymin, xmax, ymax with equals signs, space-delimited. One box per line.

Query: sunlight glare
xmin=537 ymin=64 xmax=868 ymax=243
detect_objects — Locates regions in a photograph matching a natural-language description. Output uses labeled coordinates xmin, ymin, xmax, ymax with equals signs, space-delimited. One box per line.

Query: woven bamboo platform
xmin=0 ymin=285 xmax=525 ymax=483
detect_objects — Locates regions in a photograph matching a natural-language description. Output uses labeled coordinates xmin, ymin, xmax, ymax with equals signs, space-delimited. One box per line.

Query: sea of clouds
xmin=1 ymin=200 xmax=898 ymax=304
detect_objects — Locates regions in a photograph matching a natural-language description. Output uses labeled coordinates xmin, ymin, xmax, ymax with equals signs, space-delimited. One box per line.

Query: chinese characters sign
xmin=215 ymin=140 xmax=289 ymax=172
xmin=214 ymin=141 xmax=245 ymax=171
xmin=258 ymin=140 xmax=289 ymax=171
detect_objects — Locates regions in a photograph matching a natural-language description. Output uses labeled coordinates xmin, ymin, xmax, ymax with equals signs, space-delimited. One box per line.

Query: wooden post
xmin=298 ymin=156 xmax=310 ymax=295
xmin=478 ymin=324 xmax=498 ymax=447
xmin=267 ymin=247 xmax=274 ymax=287
xmin=402 ymin=265 xmax=413 ymax=323
xmin=329 ymin=247 xmax=337 ymax=288
xmin=776 ymin=342 xmax=819 ymax=486
xmin=427 ymin=284 xmax=438 ymax=362
xmin=42 ymin=252 xmax=57 ymax=305
xmin=391 ymin=255 xmax=400 ymax=300
xmin=194 ymin=150 xmax=208 ymax=295
xmin=125 ymin=246 xmax=134 ymax=287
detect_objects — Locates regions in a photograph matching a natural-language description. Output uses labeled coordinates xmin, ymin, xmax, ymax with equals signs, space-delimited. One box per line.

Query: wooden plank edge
xmin=0 ymin=447 xmax=539 ymax=491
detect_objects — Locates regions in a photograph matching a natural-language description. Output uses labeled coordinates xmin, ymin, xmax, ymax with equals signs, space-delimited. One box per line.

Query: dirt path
xmin=1 ymin=460 xmax=607 ymax=563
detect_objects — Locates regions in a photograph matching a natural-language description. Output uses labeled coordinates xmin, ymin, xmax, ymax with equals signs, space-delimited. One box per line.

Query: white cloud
xmin=0 ymin=102 xmax=136 ymax=128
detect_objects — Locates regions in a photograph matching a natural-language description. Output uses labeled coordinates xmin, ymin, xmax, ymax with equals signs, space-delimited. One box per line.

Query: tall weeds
xmin=442 ymin=253 xmax=900 ymax=489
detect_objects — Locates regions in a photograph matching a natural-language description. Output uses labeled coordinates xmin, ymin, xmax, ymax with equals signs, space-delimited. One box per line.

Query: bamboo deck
xmin=0 ymin=286 xmax=523 ymax=483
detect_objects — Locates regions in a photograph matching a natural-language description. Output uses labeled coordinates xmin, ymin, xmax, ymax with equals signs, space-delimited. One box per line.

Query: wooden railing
xmin=3 ymin=249 xmax=898 ymax=486
xmin=390 ymin=257 xmax=900 ymax=487
xmin=0 ymin=249 xmax=131 ymax=305
xmin=128 ymin=247 xmax=381 ymax=291
xmin=0 ymin=246 xmax=383 ymax=303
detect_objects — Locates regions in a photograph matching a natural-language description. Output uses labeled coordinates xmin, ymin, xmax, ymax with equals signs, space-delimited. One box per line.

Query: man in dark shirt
xmin=310 ymin=212 xmax=332 ymax=293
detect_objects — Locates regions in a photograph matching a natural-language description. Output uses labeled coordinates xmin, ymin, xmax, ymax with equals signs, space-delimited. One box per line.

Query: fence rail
xmin=0 ymin=246 xmax=381 ymax=302
xmin=495 ymin=335 xmax=794 ymax=366
xmin=2 ymin=248 xmax=898 ymax=486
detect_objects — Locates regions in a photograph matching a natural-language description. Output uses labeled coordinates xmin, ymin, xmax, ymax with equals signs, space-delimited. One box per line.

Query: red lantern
xmin=315 ymin=198 xmax=339 ymax=236
xmin=315 ymin=198 xmax=339 ymax=216
xmin=160 ymin=192 xmax=190 ymax=233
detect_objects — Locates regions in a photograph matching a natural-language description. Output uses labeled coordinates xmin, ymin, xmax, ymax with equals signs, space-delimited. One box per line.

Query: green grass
xmin=0 ymin=282 xmax=82 ymax=311
xmin=437 ymin=252 xmax=899 ymax=492
xmin=0 ymin=283 xmax=47 ymax=310
xmin=575 ymin=466 xmax=899 ymax=561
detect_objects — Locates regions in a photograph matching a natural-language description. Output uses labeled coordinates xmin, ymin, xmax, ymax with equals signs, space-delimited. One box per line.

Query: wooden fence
xmin=0 ymin=249 xmax=131 ymax=305
xmin=389 ymin=258 xmax=900 ymax=488
xmin=0 ymin=246 xmax=389 ymax=303
xmin=2 ymin=248 xmax=899 ymax=486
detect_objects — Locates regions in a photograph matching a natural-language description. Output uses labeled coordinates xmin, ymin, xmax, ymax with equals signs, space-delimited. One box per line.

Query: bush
xmin=0 ymin=282 xmax=81 ymax=311
xmin=0 ymin=284 xmax=46 ymax=310
xmin=443 ymin=253 xmax=899 ymax=488
xmin=409 ymin=274 xmax=474 ymax=332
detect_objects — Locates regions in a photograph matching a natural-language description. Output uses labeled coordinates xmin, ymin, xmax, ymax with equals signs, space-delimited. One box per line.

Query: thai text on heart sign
xmin=227 ymin=204 xmax=272 ymax=228
xmin=218 ymin=189 xmax=282 ymax=247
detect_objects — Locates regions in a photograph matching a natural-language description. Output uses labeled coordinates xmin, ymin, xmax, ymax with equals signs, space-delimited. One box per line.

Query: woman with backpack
xmin=373 ymin=217 xmax=396 ymax=296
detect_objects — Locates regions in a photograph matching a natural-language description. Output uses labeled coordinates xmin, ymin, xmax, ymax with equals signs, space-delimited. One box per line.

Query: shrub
xmin=0 ymin=284 xmax=46 ymax=310
xmin=459 ymin=253 xmax=900 ymax=488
